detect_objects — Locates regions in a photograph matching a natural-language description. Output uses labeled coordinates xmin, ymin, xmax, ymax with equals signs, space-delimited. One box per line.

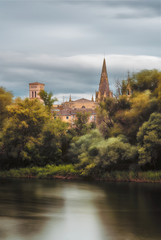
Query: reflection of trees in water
xmin=94 ymin=182 xmax=161 ymax=240
xmin=0 ymin=179 xmax=65 ymax=238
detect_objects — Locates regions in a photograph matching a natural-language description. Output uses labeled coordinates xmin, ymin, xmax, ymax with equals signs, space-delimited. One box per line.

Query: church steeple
xmin=96 ymin=58 xmax=111 ymax=102
xmin=101 ymin=58 xmax=107 ymax=75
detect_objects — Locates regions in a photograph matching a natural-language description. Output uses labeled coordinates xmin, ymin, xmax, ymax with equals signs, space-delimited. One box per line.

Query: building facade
xmin=55 ymin=98 xmax=97 ymax=124
xmin=62 ymin=98 xmax=97 ymax=110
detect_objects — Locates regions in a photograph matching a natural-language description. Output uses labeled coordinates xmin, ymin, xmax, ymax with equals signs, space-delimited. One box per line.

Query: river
xmin=0 ymin=179 xmax=161 ymax=240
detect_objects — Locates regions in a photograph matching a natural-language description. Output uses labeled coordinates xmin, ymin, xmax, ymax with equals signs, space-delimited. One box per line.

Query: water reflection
xmin=0 ymin=180 xmax=161 ymax=240
xmin=95 ymin=183 xmax=161 ymax=240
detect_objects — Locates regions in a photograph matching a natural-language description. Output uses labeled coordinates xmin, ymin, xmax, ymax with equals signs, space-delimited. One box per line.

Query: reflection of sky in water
xmin=0 ymin=180 xmax=161 ymax=240
xmin=40 ymin=184 xmax=106 ymax=240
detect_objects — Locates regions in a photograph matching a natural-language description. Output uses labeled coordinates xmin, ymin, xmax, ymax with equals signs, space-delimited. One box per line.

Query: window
xmin=82 ymin=106 xmax=85 ymax=108
xmin=66 ymin=116 xmax=69 ymax=120
xmin=35 ymin=91 xmax=37 ymax=98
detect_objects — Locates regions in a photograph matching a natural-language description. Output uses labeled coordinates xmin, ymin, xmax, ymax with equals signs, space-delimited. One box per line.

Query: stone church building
xmin=29 ymin=58 xmax=114 ymax=124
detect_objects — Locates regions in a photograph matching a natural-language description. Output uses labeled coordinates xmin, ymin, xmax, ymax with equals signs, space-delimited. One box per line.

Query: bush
xmin=69 ymin=130 xmax=138 ymax=177
xmin=137 ymin=112 xmax=161 ymax=170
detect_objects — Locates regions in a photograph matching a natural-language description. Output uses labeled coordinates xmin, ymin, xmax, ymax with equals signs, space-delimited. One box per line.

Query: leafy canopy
xmin=69 ymin=130 xmax=137 ymax=176
xmin=0 ymin=87 xmax=13 ymax=129
xmin=137 ymin=112 xmax=161 ymax=169
xmin=39 ymin=90 xmax=57 ymax=111
xmin=1 ymin=98 xmax=49 ymax=168
xmin=131 ymin=69 xmax=161 ymax=92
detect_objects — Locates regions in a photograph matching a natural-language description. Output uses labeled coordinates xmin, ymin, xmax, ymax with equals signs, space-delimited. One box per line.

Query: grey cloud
xmin=101 ymin=0 xmax=160 ymax=14
xmin=1 ymin=1 xmax=160 ymax=24
xmin=0 ymin=1 xmax=160 ymax=100
xmin=4 ymin=0 xmax=159 ymax=15
xmin=0 ymin=0 xmax=160 ymax=57
xmin=0 ymin=0 xmax=160 ymax=55
xmin=0 ymin=53 xmax=161 ymax=100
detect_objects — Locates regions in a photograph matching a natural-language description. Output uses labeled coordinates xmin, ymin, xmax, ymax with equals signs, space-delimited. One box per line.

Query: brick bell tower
xmin=96 ymin=58 xmax=112 ymax=102
xmin=29 ymin=82 xmax=45 ymax=100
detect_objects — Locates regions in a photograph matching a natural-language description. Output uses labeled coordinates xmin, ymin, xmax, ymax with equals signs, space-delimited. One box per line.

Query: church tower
xmin=29 ymin=82 xmax=45 ymax=100
xmin=96 ymin=58 xmax=112 ymax=102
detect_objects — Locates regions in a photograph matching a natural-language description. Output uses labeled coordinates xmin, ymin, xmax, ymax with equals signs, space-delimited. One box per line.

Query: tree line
xmin=0 ymin=69 xmax=161 ymax=177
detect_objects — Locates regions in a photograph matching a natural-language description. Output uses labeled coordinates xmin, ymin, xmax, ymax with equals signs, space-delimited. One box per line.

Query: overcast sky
xmin=0 ymin=0 xmax=161 ymax=102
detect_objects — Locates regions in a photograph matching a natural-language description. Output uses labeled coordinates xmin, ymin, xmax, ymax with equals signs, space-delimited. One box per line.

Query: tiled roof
xmin=73 ymin=98 xmax=92 ymax=103
xmin=29 ymin=82 xmax=45 ymax=85
xmin=56 ymin=108 xmax=96 ymax=116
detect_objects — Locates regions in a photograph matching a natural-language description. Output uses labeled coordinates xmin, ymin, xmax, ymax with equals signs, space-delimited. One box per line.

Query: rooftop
xmin=29 ymin=82 xmax=45 ymax=86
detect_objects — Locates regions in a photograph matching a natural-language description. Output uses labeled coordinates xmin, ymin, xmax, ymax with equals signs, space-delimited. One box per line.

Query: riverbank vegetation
xmin=0 ymin=165 xmax=161 ymax=183
xmin=0 ymin=69 xmax=161 ymax=182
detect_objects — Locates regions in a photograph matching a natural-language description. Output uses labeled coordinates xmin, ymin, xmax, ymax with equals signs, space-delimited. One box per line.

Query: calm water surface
xmin=0 ymin=179 xmax=161 ymax=240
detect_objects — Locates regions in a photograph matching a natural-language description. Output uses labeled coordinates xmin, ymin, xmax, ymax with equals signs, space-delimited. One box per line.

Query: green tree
xmin=115 ymin=91 xmax=158 ymax=143
xmin=117 ymin=95 xmax=131 ymax=110
xmin=38 ymin=119 xmax=68 ymax=166
xmin=69 ymin=130 xmax=137 ymax=177
xmin=153 ymin=77 xmax=161 ymax=112
xmin=39 ymin=90 xmax=57 ymax=112
xmin=131 ymin=69 xmax=161 ymax=92
xmin=96 ymin=97 xmax=118 ymax=138
xmin=0 ymin=87 xmax=13 ymax=129
xmin=137 ymin=112 xmax=161 ymax=170
xmin=1 ymin=98 xmax=49 ymax=169
xmin=69 ymin=129 xmax=102 ymax=165
xmin=96 ymin=96 xmax=130 ymax=138
xmin=74 ymin=112 xmax=91 ymax=136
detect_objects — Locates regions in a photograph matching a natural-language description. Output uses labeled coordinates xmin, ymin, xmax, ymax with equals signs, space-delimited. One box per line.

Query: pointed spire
xmin=69 ymin=95 xmax=72 ymax=102
xmin=91 ymin=95 xmax=94 ymax=102
xmin=101 ymin=58 xmax=107 ymax=75
xmin=95 ymin=58 xmax=113 ymax=102
xmin=126 ymin=71 xmax=132 ymax=96
xmin=98 ymin=58 xmax=110 ymax=100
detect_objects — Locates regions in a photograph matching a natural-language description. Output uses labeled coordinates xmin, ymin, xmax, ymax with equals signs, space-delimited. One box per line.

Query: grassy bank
xmin=101 ymin=171 xmax=161 ymax=183
xmin=0 ymin=164 xmax=80 ymax=179
xmin=0 ymin=165 xmax=161 ymax=182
